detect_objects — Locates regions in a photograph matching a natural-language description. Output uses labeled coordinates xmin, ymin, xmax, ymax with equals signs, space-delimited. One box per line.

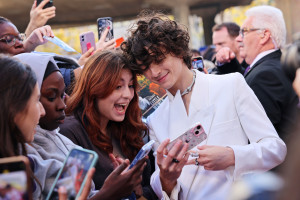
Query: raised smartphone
xmin=37 ymin=0 xmax=53 ymax=9
xmin=46 ymin=148 xmax=98 ymax=200
xmin=79 ymin=31 xmax=96 ymax=54
xmin=167 ymin=123 xmax=207 ymax=151
xmin=192 ymin=56 xmax=204 ymax=71
xmin=128 ymin=140 xmax=155 ymax=169
xmin=97 ymin=17 xmax=114 ymax=41
xmin=0 ymin=156 xmax=32 ymax=200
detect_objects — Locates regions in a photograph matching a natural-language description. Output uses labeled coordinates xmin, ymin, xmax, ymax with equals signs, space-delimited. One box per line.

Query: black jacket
xmin=224 ymin=50 xmax=298 ymax=142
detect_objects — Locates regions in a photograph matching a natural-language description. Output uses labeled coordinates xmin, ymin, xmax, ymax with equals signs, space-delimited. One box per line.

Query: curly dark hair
xmin=121 ymin=10 xmax=192 ymax=74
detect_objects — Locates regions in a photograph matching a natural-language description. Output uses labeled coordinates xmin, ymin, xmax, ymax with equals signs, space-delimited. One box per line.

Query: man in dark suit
xmin=216 ymin=5 xmax=298 ymax=142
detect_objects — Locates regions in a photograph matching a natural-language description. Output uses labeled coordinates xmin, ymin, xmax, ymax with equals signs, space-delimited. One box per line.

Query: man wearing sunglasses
xmin=0 ymin=16 xmax=54 ymax=55
xmin=215 ymin=6 xmax=297 ymax=143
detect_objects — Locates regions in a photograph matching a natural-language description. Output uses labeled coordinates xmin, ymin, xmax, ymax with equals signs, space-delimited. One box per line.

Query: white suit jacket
xmin=148 ymin=70 xmax=286 ymax=200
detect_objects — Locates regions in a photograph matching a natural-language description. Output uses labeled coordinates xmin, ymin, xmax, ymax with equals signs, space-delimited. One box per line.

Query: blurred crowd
xmin=1 ymin=0 xmax=300 ymax=199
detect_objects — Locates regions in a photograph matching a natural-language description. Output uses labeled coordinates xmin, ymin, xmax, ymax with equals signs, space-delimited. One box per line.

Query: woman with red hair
xmin=59 ymin=50 xmax=157 ymax=199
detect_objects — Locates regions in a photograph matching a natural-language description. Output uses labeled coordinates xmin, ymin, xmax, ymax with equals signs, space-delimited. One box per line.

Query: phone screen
xmin=192 ymin=57 xmax=204 ymax=71
xmin=47 ymin=149 xmax=97 ymax=200
xmin=0 ymin=158 xmax=30 ymax=200
xmin=37 ymin=0 xmax=53 ymax=8
xmin=97 ymin=17 xmax=114 ymax=41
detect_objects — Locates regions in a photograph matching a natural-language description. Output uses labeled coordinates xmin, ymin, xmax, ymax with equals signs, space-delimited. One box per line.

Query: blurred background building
xmin=0 ymin=0 xmax=298 ymax=55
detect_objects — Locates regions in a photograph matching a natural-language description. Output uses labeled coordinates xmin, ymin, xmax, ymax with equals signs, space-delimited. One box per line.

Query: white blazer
xmin=148 ymin=70 xmax=286 ymax=200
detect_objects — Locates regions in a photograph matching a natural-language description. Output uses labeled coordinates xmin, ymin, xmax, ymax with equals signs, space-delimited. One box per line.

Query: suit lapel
xmin=168 ymin=91 xmax=190 ymax=140
xmin=189 ymin=71 xmax=215 ymax=138
xmin=168 ymin=71 xmax=215 ymax=142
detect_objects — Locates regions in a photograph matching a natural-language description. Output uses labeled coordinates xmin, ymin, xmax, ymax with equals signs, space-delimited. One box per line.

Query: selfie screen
xmin=0 ymin=169 xmax=27 ymax=200
xmin=50 ymin=149 xmax=95 ymax=200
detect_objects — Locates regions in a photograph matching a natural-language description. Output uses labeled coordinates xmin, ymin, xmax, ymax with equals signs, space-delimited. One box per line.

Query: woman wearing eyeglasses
xmin=0 ymin=16 xmax=53 ymax=55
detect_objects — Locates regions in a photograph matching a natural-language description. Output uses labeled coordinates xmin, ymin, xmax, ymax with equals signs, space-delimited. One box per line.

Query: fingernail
xmin=107 ymin=26 xmax=110 ymax=30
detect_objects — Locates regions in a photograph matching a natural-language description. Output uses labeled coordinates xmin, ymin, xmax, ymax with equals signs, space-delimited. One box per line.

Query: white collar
xmin=250 ymin=49 xmax=278 ymax=69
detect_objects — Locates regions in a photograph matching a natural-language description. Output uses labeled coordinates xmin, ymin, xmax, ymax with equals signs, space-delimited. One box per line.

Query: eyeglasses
xmin=0 ymin=33 xmax=26 ymax=46
xmin=239 ymin=28 xmax=265 ymax=38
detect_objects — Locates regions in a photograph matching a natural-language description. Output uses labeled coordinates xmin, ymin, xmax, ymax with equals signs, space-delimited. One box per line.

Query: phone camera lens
xmin=197 ymin=125 xmax=201 ymax=129
xmin=195 ymin=130 xmax=199 ymax=135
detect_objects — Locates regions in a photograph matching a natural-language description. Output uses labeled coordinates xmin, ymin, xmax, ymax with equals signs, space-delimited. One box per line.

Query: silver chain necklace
xmin=181 ymin=70 xmax=196 ymax=96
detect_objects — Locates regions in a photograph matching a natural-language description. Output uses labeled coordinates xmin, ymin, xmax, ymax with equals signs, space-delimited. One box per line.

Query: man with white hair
xmin=216 ymin=5 xmax=297 ymax=142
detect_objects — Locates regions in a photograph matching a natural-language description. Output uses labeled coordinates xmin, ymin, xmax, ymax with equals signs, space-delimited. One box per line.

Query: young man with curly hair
xmin=122 ymin=11 xmax=286 ymax=200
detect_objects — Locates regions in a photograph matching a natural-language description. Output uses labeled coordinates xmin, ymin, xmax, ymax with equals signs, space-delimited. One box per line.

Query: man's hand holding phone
xmin=156 ymin=139 xmax=190 ymax=196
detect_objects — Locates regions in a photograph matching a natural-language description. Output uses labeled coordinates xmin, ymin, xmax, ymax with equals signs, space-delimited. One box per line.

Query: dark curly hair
xmin=121 ymin=10 xmax=192 ymax=74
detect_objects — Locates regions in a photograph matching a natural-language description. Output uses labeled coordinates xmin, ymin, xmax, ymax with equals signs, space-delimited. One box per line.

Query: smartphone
xmin=167 ymin=123 xmax=207 ymax=151
xmin=0 ymin=156 xmax=32 ymax=200
xmin=79 ymin=31 xmax=96 ymax=54
xmin=46 ymin=148 xmax=98 ymax=200
xmin=128 ymin=140 xmax=155 ymax=169
xmin=192 ymin=56 xmax=204 ymax=71
xmin=97 ymin=17 xmax=114 ymax=41
xmin=36 ymin=0 xmax=53 ymax=9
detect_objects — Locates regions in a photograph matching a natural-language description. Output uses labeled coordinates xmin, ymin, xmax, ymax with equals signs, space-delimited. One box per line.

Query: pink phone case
xmin=80 ymin=31 xmax=96 ymax=54
xmin=167 ymin=123 xmax=207 ymax=151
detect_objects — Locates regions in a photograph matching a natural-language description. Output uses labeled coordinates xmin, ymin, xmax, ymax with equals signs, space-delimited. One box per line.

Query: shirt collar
xmin=250 ymin=49 xmax=278 ymax=69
